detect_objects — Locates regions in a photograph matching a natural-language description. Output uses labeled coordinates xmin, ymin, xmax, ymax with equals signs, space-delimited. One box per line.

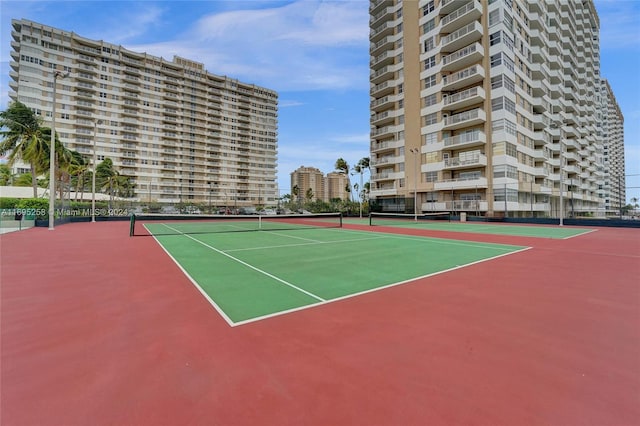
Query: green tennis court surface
xmin=365 ymin=214 xmax=593 ymax=239
xmin=147 ymin=223 xmax=528 ymax=326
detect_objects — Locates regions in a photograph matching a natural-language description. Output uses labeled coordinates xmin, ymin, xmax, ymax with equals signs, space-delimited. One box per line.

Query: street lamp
xmin=91 ymin=119 xmax=103 ymax=223
xmin=559 ymin=126 xmax=564 ymax=226
xmin=48 ymin=70 xmax=69 ymax=230
xmin=409 ymin=148 xmax=420 ymax=221
xmin=208 ymin=181 xmax=214 ymax=213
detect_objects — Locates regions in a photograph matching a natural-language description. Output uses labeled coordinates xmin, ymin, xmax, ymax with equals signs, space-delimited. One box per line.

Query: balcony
xmin=371 ymin=94 xmax=397 ymax=112
xmin=371 ymin=21 xmax=395 ymax=42
xmin=371 ymin=80 xmax=395 ymax=97
xmin=440 ymin=0 xmax=482 ymax=33
xmin=441 ymin=64 xmax=484 ymax=91
xmin=371 ymin=51 xmax=395 ymax=68
xmin=372 ymin=124 xmax=396 ymax=138
xmin=443 ymin=85 xmax=485 ymax=111
xmin=371 ymin=139 xmax=401 ymax=153
xmin=373 ymin=155 xmax=400 ymax=166
xmin=370 ymin=0 xmax=390 ymax=14
xmin=441 ymin=42 xmax=483 ymax=72
xmin=370 ymin=35 xmax=395 ymax=56
xmin=371 ymin=110 xmax=396 ymax=126
xmin=443 ymin=108 xmax=486 ymax=130
xmin=443 ymin=153 xmax=487 ymax=170
xmin=370 ymin=6 xmax=394 ymax=27
xmin=532 ymin=113 xmax=550 ymax=130
xmin=443 ymin=130 xmax=485 ymax=149
xmin=434 ymin=176 xmax=487 ymax=190
xmin=440 ymin=21 xmax=483 ymax=53
xmin=372 ymin=170 xmax=403 ymax=181
xmin=371 ymin=65 xmax=395 ymax=84
xmin=440 ymin=0 xmax=470 ymax=15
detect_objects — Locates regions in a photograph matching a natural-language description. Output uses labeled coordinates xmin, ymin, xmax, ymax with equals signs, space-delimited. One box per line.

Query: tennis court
xmin=134 ymin=214 xmax=529 ymax=325
xmin=367 ymin=212 xmax=594 ymax=239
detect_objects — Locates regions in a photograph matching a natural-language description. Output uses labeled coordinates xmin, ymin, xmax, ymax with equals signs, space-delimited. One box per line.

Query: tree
xmin=305 ymin=187 xmax=314 ymax=203
xmin=39 ymin=128 xmax=76 ymax=201
xmin=292 ymin=185 xmax=300 ymax=208
xmin=352 ymin=157 xmax=370 ymax=218
xmin=0 ymin=101 xmax=48 ymax=197
xmin=66 ymin=151 xmax=89 ymax=200
xmin=13 ymin=173 xmax=33 ymax=187
xmin=0 ymin=164 xmax=12 ymax=185
xmin=335 ymin=158 xmax=352 ymax=201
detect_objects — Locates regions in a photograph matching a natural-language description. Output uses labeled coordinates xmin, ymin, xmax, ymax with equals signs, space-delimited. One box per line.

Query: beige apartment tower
xmin=9 ymin=19 xmax=279 ymax=207
xmin=599 ymin=79 xmax=625 ymax=215
xmin=369 ymin=0 xmax=615 ymax=218
xmin=290 ymin=166 xmax=325 ymax=203
xmin=289 ymin=167 xmax=350 ymax=203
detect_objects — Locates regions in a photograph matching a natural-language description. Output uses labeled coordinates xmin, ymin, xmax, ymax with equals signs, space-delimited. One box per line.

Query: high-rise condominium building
xmin=369 ymin=0 xmax=619 ymax=218
xmin=325 ymin=172 xmax=350 ymax=201
xmin=599 ymin=79 xmax=625 ymax=215
xmin=9 ymin=19 xmax=279 ymax=207
xmin=291 ymin=166 xmax=325 ymax=203
xmin=289 ymin=167 xmax=350 ymax=203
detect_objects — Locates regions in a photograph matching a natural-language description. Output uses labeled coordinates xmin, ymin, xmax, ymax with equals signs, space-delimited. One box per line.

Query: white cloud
xmin=125 ymin=0 xmax=370 ymax=91
xmin=96 ymin=5 xmax=167 ymax=44
xmin=279 ymin=100 xmax=305 ymax=108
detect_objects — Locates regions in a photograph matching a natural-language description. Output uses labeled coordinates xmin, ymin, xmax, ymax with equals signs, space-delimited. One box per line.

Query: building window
xmin=423 ymin=93 xmax=438 ymax=107
xmin=424 ymin=132 xmax=438 ymax=145
xmin=424 ymin=74 xmax=437 ymax=89
xmin=493 ymin=164 xmax=518 ymax=179
xmin=422 ymin=18 xmax=435 ymax=34
xmin=422 ymin=1 xmax=435 ymax=16
xmin=490 ymin=31 xmax=502 ymax=46
xmin=423 ymin=36 xmax=435 ymax=53
xmin=424 ymin=113 xmax=438 ymax=126
xmin=424 ymin=55 xmax=436 ymax=70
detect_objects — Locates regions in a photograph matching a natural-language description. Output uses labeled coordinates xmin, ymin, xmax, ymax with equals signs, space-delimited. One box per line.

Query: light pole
xmin=208 ymin=181 xmax=213 ymax=213
xmin=409 ymin=148 xmax=420 ymax=221
xmin=559 ymin=126 xmax=564 ymax=226
xmin=48 ymin=70 xmax=69 ymax=230
xmin=91 ymin=119 xmax=103 ymax=223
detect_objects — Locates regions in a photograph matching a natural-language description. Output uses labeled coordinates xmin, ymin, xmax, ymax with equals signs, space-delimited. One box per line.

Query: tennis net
xmin=369 ymin=211 xmax=450 ymax=226
xmin=130 ymin=212 xmax=343 ymax=236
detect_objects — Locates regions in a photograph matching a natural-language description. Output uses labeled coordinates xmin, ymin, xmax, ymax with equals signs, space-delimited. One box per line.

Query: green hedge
xmin=0 ymin=198 xmax=21 ymax=209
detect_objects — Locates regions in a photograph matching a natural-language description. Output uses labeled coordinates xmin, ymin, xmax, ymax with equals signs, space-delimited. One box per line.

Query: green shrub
xmin=0 ymin=198 xmax=21 ymax=209
xmin=16 ymin=198 xmax=49 ymax=219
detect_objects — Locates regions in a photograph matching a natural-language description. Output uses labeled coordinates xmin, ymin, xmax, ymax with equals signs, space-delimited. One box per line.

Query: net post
xmin=369 ymin=213 xmax=373 ymax=226
xmin=129 ymin=214 xmax=135 ymax=237
xmin=339 ymin=212 xmax=343 ymax=228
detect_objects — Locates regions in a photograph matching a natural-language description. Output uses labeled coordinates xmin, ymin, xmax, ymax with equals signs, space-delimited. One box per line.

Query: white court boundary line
xmin=148 ymin=224 xmax=532 ymax=327
xmin=145 ymin=224 xmax=236 ymax=326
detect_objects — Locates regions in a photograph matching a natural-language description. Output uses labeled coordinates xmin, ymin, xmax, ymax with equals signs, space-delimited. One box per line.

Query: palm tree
xmin=66 ymin=151 xmax=89 ymax=200
xmin=0 ymin=101 xmax=48 ymax=197
xmin=305 ymin=187 xmax=314 ymax=203
xmin=40 ymin=128 xmax=76 ymax=201
xmin=352 ymin=157 xmax=370 ymax=217
xmin=292 ymin=185 xmax=300 ymax=208
xmin=0 ymin=164 xmax=12 ymax=185
xmin=335 ymin=158 xmax=352 ymax=201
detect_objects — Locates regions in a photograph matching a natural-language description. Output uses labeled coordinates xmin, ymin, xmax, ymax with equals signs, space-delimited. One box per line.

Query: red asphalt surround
xmin=1 ymin=221 xmax=639 ymax=425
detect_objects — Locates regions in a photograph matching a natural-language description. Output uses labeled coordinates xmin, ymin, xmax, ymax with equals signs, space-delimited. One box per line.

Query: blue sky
xmin=0 ymin=0 xmax=638 ymax=202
